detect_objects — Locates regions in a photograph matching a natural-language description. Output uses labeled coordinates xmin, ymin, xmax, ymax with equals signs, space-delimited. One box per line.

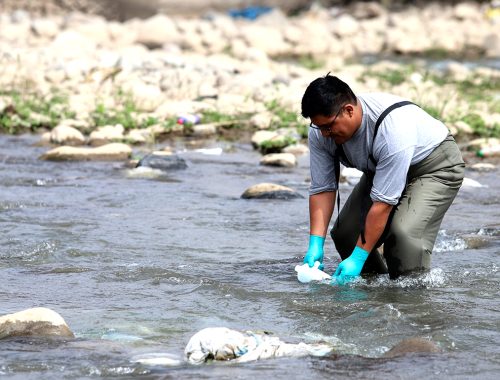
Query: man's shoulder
xmin=359 ymin=92 xmax=408 ymax=105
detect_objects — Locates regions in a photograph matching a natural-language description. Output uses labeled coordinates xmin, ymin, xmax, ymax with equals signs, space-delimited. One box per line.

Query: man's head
xmin=301 ymin=74 xmax=361 ymax=144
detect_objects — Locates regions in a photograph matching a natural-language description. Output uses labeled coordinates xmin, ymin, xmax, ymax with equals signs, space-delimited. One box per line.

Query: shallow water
xmin=0 ymin=134 xmax=499 ymax=379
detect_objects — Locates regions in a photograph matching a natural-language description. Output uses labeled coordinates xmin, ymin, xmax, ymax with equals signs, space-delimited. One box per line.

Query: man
xmin=301 ymin=74 xmax=465 ymax=283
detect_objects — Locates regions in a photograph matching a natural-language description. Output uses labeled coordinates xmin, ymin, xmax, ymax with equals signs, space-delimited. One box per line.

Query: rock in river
xmin=137 ymin=152 xmax=187 ymax=171
xmin=0 ymin=307 xmax=74 ymax=339
xmin=260 ymin=153 xmax=297 ymax=167
xmin=241 ymin=183 xmax=303 ymax=199
xmin=40 ymin=143 xmax=132 ymax=161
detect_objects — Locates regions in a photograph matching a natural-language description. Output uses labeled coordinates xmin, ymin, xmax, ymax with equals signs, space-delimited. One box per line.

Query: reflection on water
xmin=0 ymin=135 xmax=499 ymax=378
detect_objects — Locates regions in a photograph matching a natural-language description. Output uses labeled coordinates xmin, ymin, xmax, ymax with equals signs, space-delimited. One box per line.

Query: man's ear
xmin=343 ymin=104 xmax=355 ymax=117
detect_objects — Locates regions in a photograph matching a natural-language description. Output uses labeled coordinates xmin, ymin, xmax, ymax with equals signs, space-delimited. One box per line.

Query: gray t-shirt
xmin=309 ymin=93 xmax=449 ymax=205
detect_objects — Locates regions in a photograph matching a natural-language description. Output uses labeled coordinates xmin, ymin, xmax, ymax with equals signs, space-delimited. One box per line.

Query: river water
xmin=0 ymin=134 xmax=499 ymax=379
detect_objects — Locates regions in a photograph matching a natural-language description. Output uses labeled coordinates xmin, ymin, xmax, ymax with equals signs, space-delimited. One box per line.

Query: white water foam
xmin=363 ymin=268 xmax=447 ymax=289
xmin=434 ymin=230 xmax=467 ymax=252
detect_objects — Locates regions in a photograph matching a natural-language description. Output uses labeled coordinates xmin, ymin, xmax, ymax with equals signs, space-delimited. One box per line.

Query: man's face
xmin=310 ymin=106 xmax=351 ymax=144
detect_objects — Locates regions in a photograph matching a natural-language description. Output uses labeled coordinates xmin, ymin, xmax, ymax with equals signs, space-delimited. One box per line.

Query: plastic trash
xmin=476 ymin=144 xmax=500 ymax=158
xmin=177 ymin=114 xmax=200 ymax=125
xmin=295 ymin=261 xmax=331 ymax=283
xmin=184 ymin=327 xmax=333 ymax=364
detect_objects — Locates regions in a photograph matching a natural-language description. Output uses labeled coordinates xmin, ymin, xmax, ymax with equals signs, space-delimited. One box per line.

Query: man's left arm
xmin=356 ymin=201 xmax=393 ymax=253
xmin=333 ymin=202 xmax=393 ymax=283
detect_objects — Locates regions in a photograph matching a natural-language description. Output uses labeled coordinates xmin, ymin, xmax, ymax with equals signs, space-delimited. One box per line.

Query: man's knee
xmin=384 ymin=223 xmax=431 ymax=278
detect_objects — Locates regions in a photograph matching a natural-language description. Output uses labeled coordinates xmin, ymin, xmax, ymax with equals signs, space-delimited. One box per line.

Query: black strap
xmin=368 ymin=101 xmax=415 ymax=166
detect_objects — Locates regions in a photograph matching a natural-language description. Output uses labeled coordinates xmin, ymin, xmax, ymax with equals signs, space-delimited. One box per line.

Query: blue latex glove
xmin=303 ymin=235 xmax=325 ymax=270
xmin=333 ymin=246 xmax=369 ymax=285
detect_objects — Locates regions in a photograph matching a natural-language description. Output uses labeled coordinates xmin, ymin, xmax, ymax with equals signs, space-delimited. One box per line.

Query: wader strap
xmin=359 ymin=101 xmax=416 ymax=245
xmin=368 ymin=101 xmax=415 ymax=166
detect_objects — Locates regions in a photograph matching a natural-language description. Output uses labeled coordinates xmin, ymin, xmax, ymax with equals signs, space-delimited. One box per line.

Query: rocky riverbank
xmin=0 ymin=1 xmax=499 ymax=162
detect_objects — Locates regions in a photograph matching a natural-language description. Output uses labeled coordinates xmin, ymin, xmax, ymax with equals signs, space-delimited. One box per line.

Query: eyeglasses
xmin=310 ymin=106 xmax=343 ymax=130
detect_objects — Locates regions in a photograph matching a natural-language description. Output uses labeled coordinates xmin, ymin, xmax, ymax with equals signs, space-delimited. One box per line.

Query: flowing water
xmin=0 ymin=134 xmax=499 ymax=379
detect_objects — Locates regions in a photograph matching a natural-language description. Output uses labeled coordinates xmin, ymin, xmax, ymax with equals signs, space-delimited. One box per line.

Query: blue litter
xmin=228 ymin=6 xmax=273 ymax=20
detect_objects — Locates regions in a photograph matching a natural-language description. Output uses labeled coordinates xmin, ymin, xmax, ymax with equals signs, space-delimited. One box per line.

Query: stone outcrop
xmin=0 ymin=307 xmax=74 ymax=339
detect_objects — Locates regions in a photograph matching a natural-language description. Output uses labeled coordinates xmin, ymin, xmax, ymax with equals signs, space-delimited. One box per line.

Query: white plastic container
xmin=295 ymin=262 xmax=331 ymax=283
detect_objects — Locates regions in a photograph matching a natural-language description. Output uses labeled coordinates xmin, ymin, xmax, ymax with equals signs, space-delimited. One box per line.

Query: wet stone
xmin=241 ymin=183 xmax=304 ymax=200
xmin=137 ymin=152 xmax=187 ymax=171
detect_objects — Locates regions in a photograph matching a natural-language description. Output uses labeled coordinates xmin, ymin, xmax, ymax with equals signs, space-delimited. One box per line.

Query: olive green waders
xmin=331 ymin=134 xmax=465 ymax=279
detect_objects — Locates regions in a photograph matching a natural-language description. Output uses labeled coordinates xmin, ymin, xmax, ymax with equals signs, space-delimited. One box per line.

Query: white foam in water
xmin=434 ymin=230 xmax=466 ymax=252
xmin=365 ymin=268 xmax=447 ymax=288
xmin=131 ymin=353 xmax=183 ymax=366
xmin=194 ymin=147 xmax=223 ymax=155
xmin=101 ymin=330 xmax=143 ymax=342
xmin=302 ymin=332 xmax=358 ymax=354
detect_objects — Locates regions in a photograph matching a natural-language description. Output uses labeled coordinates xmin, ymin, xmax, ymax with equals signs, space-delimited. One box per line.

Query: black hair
xmin=301 ymin=73 xmax=357 ymax=118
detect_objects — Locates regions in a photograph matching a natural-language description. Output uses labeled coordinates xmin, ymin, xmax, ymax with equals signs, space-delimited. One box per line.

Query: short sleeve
xmin=308 ymin=129 xmax=338 ymax=195
xmin=370 ymin=144 xmax=414 ymax=204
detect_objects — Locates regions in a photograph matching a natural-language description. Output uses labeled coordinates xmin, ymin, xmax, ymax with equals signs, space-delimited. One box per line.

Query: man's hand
xmin=303 ymin=235 xmax=325 ymax=270
xmin=333 ymin=246 xmax=369 ymax=284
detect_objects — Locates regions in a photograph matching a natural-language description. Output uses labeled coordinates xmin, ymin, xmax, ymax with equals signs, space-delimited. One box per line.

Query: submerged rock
xmin=40 ymin=143 xmax=132 ymax=161
xmin=137 ymin=152 xmax=187 ymax=171
xmin=0 ymin=307 xmax=74 ymax=339
xmin=241 ymin=183 xmax=303 ymax=199
xmin=382 ymin=337 xmax=441 ymax=358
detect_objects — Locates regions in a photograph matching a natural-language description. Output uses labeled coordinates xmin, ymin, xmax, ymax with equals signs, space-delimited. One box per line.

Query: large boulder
xmin=40 ymin=143 xmax=132 ymax=161
xmin=241 ymin=183 xmax=303 ymax=200
xmin=0 ymin=307 xmax=74 ymax=339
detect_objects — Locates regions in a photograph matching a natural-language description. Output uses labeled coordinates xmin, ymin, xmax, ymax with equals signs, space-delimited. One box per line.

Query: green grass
xmin=0 ymin=90 xmax=75 ymax=134
xmin=259 ymin=136 xmax=297 ymax=154
xmin=358 ymin=67 xmax=413 ymax=88
xmin=273 ymin=53 xmax=325 ymax=70
xmin=200 ymin=109 xmax=239 ymax=124
xmin=297 ymin=54 xmax=325 ymax=70
xmin=265 ymin=100 xmax=301 ymax=128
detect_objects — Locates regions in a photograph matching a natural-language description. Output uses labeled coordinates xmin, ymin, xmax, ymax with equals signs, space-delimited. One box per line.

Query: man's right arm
xmin=309 ymin=191 xmax=336 ymax=237
xmin=303 ymin=191 xmax=336 ymax=268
